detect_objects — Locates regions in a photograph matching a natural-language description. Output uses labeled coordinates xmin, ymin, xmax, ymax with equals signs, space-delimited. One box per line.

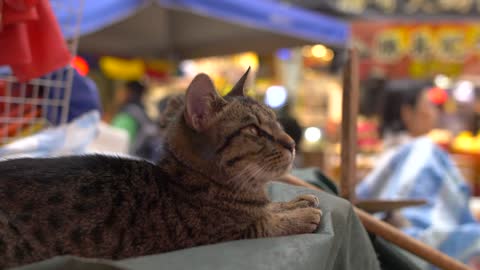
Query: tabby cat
xmin=0 ymin=69 xmax=322 ymax=268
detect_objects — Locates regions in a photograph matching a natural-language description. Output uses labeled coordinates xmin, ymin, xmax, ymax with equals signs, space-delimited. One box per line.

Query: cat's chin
xmin=269 ymin=162 xmax=293 ymax=180
xmin=281 ymin=152 xmax=295 ymax=169
xmin=286 ymin=161 xmax=293 ymax=171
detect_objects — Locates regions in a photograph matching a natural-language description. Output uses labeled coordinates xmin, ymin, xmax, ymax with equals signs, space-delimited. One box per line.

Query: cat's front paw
xmin=268 ymin=194 xmax=319 ymax=212
xmin=257 ymin=206 xmax=323 ymax=237
xmin=289 ymin=207 xmax=323 ymax=234
xmin=289 ymin=194 xmax=319 ymax=208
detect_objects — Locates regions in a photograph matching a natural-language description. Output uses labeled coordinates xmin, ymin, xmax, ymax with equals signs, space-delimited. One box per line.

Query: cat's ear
xmin=226 ymin=67 xmax=250 ymax=97
xmin=184 ymin=73 xmax=225 ymax=131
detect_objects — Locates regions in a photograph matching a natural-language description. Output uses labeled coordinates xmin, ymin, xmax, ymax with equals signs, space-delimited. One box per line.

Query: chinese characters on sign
xmin=352 ymin=22 xmax=480 ymax=79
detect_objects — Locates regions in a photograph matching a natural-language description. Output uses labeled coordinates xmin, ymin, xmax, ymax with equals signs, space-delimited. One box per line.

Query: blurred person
xmin=356 ymin=79 xmax=480 ymax=269
xmin=356 ymin=76 xmax=385 ymax=154
xmin=111 ymin=81 xmax=157 ymax=158
xmin=359 ymin=75 xmax=386 ymax=118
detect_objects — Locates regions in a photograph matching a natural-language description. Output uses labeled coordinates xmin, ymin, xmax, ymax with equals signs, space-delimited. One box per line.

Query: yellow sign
xmin=374 ymin=28 xmax=407 ymax=62
xmin=354 ymin=22 xmax=480 ymax=78
xmin=435 ymin=27 xmax=466 ymax=62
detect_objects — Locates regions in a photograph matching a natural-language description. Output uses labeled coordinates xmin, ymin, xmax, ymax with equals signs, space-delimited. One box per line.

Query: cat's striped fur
xmin=0 ymin=70 xmax=322 ymax=268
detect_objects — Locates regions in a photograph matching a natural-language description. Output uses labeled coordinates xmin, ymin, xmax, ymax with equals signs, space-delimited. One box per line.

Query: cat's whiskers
xmin=227 ymin=163 xmax=256 ymax=183
xmin=224 ymin=163 xmax=257 ymax=192
xmin=229 ymin=164 xmax=267 ymax=202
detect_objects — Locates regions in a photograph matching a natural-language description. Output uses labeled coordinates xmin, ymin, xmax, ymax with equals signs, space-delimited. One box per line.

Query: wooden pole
xmin=356 ymin=208 xmax=471 ymax=270
xmin=340 ymin=48 xmax=359 ymax=201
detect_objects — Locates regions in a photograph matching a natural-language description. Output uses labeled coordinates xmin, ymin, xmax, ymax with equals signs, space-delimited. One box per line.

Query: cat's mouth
xmin=282 ymin=147 xmax=295 ymax=162
xmin=275 ymin=148 xmax=294 ymax=174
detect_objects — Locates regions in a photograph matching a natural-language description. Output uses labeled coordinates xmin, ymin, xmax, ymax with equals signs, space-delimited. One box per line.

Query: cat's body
xmin=0 ymin=70 xmax=321 ymax=268
xmin=0 ymin=154 xmax=264 ymax=266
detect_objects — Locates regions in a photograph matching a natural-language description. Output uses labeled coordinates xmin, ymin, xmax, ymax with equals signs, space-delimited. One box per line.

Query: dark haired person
xmin=357 ymin=79 xmax=480 ymax=268
xmin=111 ymin=81 xmax=157 ymax=158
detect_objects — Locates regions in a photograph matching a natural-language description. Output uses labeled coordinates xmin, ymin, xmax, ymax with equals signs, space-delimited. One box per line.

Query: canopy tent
xmin=54 ymin=0 xmax=350 ymax=59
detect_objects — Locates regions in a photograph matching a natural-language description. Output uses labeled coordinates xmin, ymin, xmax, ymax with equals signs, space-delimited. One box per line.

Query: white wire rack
xmin=0 ymin=0 xmax=83 ymax=145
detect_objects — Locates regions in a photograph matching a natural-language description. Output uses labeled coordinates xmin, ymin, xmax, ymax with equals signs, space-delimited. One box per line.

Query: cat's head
xmin=170 ymin=68 xmax=295 ymax=183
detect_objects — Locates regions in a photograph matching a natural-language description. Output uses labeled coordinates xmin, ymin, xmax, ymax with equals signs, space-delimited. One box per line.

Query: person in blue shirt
xmin=357 ymin=79 xmax=480 ymax=269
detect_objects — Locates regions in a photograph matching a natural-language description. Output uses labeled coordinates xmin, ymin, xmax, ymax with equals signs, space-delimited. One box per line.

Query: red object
xmin=72 ymin=56 xmax=89 ymax=76
xmin=427 ymin=87 xmax=448 ymax=105
xmin=0 ymin=0 xmax=71 ymax=82
xmin=5 ymin=0 xmax=38 ymax=11
xmin=2 ymin=0 xmax=38 ymax=26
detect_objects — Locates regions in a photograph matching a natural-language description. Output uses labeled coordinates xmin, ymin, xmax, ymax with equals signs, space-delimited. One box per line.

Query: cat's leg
xmin=267 ymin=194 xmax=319 ymax=212
xmin=246 ymin=196 xmax=322 ymax=237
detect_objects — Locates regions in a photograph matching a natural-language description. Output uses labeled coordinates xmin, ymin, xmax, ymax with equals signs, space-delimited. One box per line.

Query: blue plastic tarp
xmin=53 ymin=0 xmax=349 ymax=45
xmin=53 ymin=0 xmax=148 ymax=38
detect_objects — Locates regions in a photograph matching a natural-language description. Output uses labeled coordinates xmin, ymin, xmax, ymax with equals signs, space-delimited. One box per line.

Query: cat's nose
xmin=276 ymin=133 xmax=295 ymax=152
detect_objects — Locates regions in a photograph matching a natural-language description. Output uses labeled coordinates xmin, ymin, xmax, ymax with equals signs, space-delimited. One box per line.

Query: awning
xmin=54 ymin=0 xmax=349 ymax=58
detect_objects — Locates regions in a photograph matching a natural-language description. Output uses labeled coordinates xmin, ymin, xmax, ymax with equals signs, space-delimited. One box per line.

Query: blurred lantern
xmin=99 ymin=56 xmax=145 ymax=80
xmin=427 ymin=86 xmax=448 ymax=105
xmin=71 ymin=56 xmax=89 ymax=76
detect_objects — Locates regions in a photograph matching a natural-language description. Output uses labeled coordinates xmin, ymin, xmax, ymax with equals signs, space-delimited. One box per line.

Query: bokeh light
xmin=304 ymin=127 xmax=322 ymax=143
xmin=265 ymin=85 xmax=288 ymax=108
